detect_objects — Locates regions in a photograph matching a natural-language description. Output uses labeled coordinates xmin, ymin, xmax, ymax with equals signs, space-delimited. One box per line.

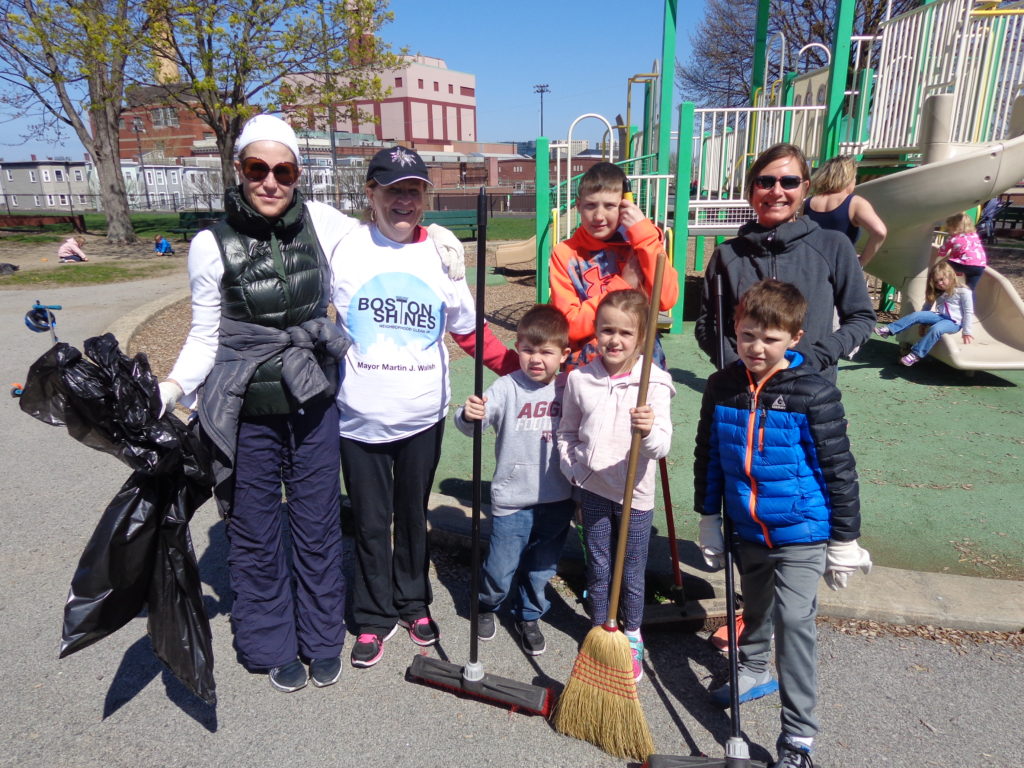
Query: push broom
xmin=406 ymin=188 xmax=552 ymax=716
xmin=551 ymin=251 xmax=667 ymax=761
xmin=645 ymin=273 xmax=766 ymax=767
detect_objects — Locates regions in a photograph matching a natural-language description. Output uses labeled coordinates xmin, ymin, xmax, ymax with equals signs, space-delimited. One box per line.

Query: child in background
xmin=557 ymin=289 xmax=675 ymax=682
xmin=154 ymin=234 xmax=175 ymax=255
xmin=936 ymin=212 xmax=987 ymax=295
xmin=549 ymin=161 xmax=678 ymax=369
xmin=455 ymin=305 xmax=574 ymax=655
xmin=695 ymin=279 xmax=870 ymax=768
xmin=874 ymin=260 xmax=973 ymax=367
xmin=57 ymin=236 xmax=89 ymax=263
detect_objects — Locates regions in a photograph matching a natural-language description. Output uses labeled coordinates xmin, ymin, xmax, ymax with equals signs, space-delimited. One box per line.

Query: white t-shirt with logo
xmin=329 ymin=223 xmax=476 ymax=443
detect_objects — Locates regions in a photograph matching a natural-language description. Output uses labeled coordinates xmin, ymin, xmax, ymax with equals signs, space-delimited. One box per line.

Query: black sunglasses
xmin=753 ymin=174 xmax=805 ymax=190
xmin=241 ymin=157 xmax=301 ymax=186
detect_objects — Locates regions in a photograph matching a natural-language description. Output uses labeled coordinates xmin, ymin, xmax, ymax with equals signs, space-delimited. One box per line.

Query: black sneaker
xmin=269 ymin=658 xmax=308 ymax=692
xmin=772 ymin=736 xmax=814 ymax=768
xmin=400 ymin=616 xmax=440 ymax=646
xmin=350 ymin=625 xmax=399 ymax=668
xmin=515 ymin=620 xmax=546 ymax=656
xmin=477 ymin=611 xmax=497 ymax=641
xmin=309 ymin=656 xmax=342 ymax=687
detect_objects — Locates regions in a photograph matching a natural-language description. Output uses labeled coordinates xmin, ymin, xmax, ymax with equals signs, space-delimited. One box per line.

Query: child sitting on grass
xmin=57 ymin=236 xmax=88 ymax=263
xmin=455 ymin=305 xmax=574 ymax=656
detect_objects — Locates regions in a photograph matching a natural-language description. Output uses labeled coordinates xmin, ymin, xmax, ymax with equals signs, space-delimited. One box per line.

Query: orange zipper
xmin=743 ymin=369 xmax=779 ymax=547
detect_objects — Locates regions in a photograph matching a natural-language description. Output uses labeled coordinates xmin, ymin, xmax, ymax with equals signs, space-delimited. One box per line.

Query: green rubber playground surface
xmin=437 ymin=324 xmax=1024 ymax=581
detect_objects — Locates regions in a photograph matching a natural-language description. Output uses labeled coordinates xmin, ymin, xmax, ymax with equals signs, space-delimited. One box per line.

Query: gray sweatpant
xmin=736 ymin=539 xmax=827 ymax=739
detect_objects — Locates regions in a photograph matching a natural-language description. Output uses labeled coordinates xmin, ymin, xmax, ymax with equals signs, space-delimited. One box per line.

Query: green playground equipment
xmin=527 ymin=0 xmax=1024 ymax=369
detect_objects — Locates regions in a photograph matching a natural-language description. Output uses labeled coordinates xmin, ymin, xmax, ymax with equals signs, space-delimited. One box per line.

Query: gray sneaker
xmin=710 ymin=666 xmax=778 ymax=707
xmin=772 ymin=735 xmax=814 ymax=768
xmin=477 ymin=611 xmax=497 ymax=641
xmin=515 ymin=620 xmax=546 ymax=656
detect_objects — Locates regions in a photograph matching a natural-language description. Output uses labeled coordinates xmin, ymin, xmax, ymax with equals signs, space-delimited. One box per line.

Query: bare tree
xmin=677 ymin=0 xmax=919 ymax=107
xmin=0 ymin=0 xmax=149 ymax=243
xmin=139 ymin=0 xmax=399 ymax=187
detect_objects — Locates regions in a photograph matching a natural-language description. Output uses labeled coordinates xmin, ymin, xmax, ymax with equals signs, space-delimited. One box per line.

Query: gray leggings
xmin=736 ymin=539 xmax=827 ymax=739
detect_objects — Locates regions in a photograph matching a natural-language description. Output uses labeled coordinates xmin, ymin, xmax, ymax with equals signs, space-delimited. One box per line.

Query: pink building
xmin=286 ymin=55 xmax=477 ymax=147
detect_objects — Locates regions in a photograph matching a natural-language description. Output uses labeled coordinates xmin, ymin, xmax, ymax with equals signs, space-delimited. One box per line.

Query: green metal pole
xmin=658 ymin=0 xmax=677 ymax=216
xmin=820 ymin=0 xmax=856 ymax=159
xmin=673 ymin=100 xmax=693 ymax=333
xmin=781 ymin=71 xmax=797 ymax=143
xmin=535 ymin=137 xmax=551 ymax=304
xmin=751 ymin=0 xmax=770 ymax=105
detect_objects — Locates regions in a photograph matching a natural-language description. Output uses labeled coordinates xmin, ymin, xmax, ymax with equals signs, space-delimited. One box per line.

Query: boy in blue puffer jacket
xmin=693 ymin=279 xmax=871 ymax=768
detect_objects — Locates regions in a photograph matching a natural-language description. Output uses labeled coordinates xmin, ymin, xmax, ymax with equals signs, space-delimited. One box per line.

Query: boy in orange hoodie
xmin=548 ymin=162 xmax=678 ymax=369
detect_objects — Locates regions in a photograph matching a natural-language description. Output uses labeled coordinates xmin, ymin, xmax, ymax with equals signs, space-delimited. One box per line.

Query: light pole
xmin=533 ymin=84 xmax=550 ymax=137
xmin=132 ymin=117 xmax=151 ymax=209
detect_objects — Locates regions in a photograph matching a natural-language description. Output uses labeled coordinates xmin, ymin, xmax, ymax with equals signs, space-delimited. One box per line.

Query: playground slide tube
xmin=856 ymin=135 xmax=1024 ymax=370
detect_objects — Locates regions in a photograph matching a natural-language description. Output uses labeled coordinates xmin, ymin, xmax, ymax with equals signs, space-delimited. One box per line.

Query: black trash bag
xmin=20 ymin=334 xmax=216 ymax=705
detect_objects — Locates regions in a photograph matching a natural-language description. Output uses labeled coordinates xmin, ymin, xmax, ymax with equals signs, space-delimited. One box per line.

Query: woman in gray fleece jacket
xmin=695 ymin=143 xmax=875 ymax=382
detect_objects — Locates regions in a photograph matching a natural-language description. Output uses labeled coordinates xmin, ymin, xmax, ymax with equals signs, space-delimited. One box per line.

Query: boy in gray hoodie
xmin=455 ymin=305 xmax=574 ymax=655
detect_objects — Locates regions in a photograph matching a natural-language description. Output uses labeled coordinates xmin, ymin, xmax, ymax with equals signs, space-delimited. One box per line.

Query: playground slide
xmin=856 ymin=136 xmax=1024 ymax=370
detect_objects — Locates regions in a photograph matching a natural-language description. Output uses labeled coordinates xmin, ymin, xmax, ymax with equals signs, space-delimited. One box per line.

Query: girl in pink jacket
xmin=556 ymin=289 xmax=675 ymax=682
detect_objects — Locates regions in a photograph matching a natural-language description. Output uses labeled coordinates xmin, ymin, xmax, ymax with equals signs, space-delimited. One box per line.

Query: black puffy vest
xmin=213 ymin=186 xmax=329 ymax=415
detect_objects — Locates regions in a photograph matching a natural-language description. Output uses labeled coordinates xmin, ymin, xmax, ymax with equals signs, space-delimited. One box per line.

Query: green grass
xmin=0 ymin=262 xmax=177 ymax=286
xmin=481 ymin=216 xmax=535 ymax=241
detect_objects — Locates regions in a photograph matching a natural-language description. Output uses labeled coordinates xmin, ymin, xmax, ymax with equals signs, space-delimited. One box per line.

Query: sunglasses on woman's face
xmin=753 ymin=174 xmax=804 ymax=191
xmin=240 ymin=157 xmax=301 ymax=186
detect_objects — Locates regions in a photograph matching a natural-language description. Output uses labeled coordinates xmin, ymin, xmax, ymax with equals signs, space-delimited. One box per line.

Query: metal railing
xmin=869 ymin=0 xmax=1024 ymax=152
xmin=686 ymin=105 xmax=826 ymax=234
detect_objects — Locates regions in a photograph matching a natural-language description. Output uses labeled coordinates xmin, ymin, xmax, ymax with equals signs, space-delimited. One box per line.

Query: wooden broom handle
xmin=604 ymin=251 xmax=667 ymax=630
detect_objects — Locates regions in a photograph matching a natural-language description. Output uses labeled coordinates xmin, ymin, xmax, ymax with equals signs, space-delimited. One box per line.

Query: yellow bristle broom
xmin=551 ymin=251 xmax=666 ymax=761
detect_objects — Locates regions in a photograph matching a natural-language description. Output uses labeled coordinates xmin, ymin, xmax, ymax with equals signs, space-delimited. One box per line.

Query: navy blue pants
xmin=580 ymin=489 xmax=653 ymax=632
xmin=340 ymin=419 xmax=444 ymax=635
xmin=228 ymin=397 xmax=345 ymax=670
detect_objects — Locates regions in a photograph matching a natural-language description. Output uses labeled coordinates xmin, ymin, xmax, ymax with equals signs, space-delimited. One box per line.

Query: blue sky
xmin=0 ymin=0 xmax=702 ymax=161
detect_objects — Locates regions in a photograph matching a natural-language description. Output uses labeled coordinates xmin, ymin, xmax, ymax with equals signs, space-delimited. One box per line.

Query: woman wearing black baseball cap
xmin=328 ymin=145 xmax=518 ymax=669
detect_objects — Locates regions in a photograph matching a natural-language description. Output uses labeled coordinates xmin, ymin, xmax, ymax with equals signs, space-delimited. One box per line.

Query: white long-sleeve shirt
xmin=926 ymin=285 xmax=974 ymax=336
xmin=167 ymin=201 xmax=359 ymax=404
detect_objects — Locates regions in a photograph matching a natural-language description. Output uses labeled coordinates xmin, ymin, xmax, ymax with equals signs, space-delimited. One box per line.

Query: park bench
xmin=0 ymin=214 xmax=86 ymax=232
xmin=421 ymin=209 xmax=477 ymax=238
xmin=170 ymin=210 xmax=225 ymax=241
xmin=994 ymin=205 xmax=1024 ymax=231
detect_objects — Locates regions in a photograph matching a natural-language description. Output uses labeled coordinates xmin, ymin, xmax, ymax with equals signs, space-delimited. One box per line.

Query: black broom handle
xmin=468 ymin=188 xmax=487 ymax=666
xmin=715 ymin=272 xmax=744 ymax=730
xmin=604 ymin=251 xmax=667 ymax=630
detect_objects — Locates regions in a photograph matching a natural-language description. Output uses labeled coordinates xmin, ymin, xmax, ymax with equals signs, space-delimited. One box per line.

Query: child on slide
xmin=874 ymin=259 xmax=973 ymax=367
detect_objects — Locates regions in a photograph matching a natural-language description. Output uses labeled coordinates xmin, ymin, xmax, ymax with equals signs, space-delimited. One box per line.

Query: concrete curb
xmin=426 ymin=491 xmax=1024 ymax=634
xmin=104 ymin=287 xmax=191 ymax=350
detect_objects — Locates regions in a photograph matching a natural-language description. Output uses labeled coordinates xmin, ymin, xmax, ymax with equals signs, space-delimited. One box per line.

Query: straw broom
xmin=552 ymin=252 xmax=667 ymax=761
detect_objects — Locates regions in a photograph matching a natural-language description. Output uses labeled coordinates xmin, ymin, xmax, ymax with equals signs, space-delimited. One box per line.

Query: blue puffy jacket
xmin=694 ymin=351 xmax=860 ymax=547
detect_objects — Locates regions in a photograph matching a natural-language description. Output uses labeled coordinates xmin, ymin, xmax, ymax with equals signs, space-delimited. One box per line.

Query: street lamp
xmin=132 ymin=117 xmax=151 ymax=209
xmin=533 ymin=84 xmax=550 ymax=137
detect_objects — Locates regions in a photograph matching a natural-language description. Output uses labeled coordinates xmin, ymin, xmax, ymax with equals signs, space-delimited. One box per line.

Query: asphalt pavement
xmin=2 ymin=278 xmax=1022 ymax=768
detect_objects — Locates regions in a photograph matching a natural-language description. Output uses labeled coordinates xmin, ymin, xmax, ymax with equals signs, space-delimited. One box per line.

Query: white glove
xmin=427 ymin=223 xmax=466 ymax=281
xmin=158 ymin=381 xmax=183 ymax=418
xmin=698 ymin=515 xmax=726 ymax=571
xmin=824 ymin=539 xmax=872 ymax=591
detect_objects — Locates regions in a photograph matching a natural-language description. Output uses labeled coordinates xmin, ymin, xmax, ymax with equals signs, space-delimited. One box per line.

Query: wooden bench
xmin=421 ymin=209 xmax=477 ymax=238
xmin=0 ymin=214 xmax=86 ymax=232
xmin=170 ymin=210 xmax=225 ymax=241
